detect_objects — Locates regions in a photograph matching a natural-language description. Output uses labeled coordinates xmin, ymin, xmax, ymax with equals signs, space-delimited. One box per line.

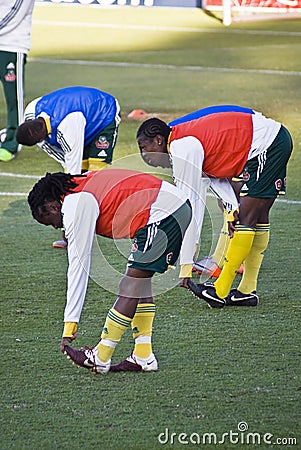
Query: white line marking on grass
xmin=0 ymin=192 xmax=300 ymax=203
xmin=1 ymin=173 xmax=300 ymax=204
xmin=0 ymin=192 xmax=28 ymax=196
xmin=29 ymin=58 xmax=301 ymax=77
xmin=0 ymin=172 xmax=41 ymax=179
xmin=32 ymin=20 xmax=301 ymax=37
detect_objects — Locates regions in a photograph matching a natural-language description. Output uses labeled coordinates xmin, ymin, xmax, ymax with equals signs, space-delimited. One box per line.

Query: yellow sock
xmin=214 ymin=225 xmax=255 ymax=299
xmin=237 ymin=224 xmax=270 ymax=294
xmin=97 ymin=308 xmax=132 ymax=362
xmin=212 ymin=209 xmax=230 ymax=267
xmin=132 ymin=303 xmax=155 ymax=359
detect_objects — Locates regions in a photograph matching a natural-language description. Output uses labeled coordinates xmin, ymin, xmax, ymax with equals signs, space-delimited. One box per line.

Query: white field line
xmin=32 ymin=19 xmax=301 ymax=37
xmin=29 ymin=57 xmax=301 ymax=77
xmin=0 ymin=172 xmax=300 ymax=204
xmin=0 ymin=172 xmax=41 ymax=179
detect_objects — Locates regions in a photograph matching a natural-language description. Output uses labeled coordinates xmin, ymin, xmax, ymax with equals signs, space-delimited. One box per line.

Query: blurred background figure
xmin=0 ymin=0 xmax=35 ymax=162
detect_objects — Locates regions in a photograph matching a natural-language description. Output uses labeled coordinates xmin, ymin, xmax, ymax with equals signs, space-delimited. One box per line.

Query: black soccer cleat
xmin=226 ymin=289 xmax=259 ymax=307
xmin=187 ymin=279 xmax=226 ymax=309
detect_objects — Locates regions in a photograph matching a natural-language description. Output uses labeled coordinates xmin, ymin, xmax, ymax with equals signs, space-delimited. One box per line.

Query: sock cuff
xmin=236 ymin=225 xmax=256 ymax=233
xmin=135 ymin=335 xmax=152 ymax=344
xmin=135 ymin=303 xmax=156 ymax=314
xmin=100 ymin=338 xmax=118 ymax=348
xmin=255 ymin=223 xmax=270 ymax=232
xmin=108 ymin=308 xmax=132 ymax=328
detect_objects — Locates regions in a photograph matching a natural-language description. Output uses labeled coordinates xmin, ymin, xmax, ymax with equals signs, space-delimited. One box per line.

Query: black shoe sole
xmin=187 ymin=279 xmax=225 ymax=309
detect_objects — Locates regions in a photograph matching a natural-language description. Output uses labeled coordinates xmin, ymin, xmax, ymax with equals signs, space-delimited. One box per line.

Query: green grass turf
xmin=0 ymin=5 xmax=300 ymax=449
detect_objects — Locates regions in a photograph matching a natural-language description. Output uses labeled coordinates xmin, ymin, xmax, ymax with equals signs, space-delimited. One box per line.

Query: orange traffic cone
xmin=127 ymin=109 xmax=148 ymax=118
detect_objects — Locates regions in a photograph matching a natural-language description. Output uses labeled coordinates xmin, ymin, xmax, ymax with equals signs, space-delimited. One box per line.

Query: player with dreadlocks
xmin=28 ymin=172 xmax=83 ymax=223
xmin=136 ymin=105 xmax=293 ymax=308
xmin=28 ymin=169 xmax=192 ymax=374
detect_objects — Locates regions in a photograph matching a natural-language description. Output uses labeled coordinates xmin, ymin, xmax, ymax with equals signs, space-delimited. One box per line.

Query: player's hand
xmin=228 ymin=210 xmax=240 ymax=238
xmin=60 ymin=333 xmax=76 ymax=353
xmin=179 ymin=277 xmax=190 ymax=288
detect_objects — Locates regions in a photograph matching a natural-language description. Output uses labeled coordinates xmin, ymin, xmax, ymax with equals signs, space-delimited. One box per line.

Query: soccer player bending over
xmin=17 ymin=86 xmax=121 ymax=249
xmin=137 ymin=105 xmax=293 ymax=308
xmin=28 ymin=169 xmax=191 ymax=374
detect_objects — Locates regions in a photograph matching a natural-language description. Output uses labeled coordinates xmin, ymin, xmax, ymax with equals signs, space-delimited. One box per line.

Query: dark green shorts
xmin=127 ymin=200 xmax=192 ymax=274
xmin=240 ymin=125 xmax=293 ymax=198
xmin=83 ymin=110 xmax=121 ymax=166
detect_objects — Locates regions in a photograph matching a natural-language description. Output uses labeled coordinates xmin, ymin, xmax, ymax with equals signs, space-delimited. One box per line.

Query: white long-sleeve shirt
xmin=62 ymin=171 xmax=188 ymax=324
xmin=170 ymin=137 xmax=238 ymax=266
xmin=0 ymin=0 xmax=35 ymax=54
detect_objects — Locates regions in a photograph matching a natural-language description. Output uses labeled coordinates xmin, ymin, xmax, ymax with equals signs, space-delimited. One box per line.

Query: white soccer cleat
xmin=64 ymin=345 xmax=111 ymax=374
xmin=110 ymin=352 xmax=158 ymax=372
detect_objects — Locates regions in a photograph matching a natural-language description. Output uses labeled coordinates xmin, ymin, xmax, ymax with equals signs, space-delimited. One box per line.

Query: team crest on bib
xmin=166 ymin=252 xmax=173 ymax=264
xmin=242 ymin=172 xmax=250 ymax=182
xmin=5 ymin=63 xmax=16 ymax=82
xmin=96 ymin=136 xmax=109 ymax=150
xmin=131 ymin=242 xmax=138 ymax=253
xmin=275 ymin=179 xmax=282 ymax=190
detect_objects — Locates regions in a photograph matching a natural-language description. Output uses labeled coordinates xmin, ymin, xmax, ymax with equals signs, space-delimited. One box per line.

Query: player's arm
xmin=208 ymin=178 xmax=239 ymax=212
xmin=170 ymin=137 xmax=205 ymax=279
xmin=57 ymin=112 xmax=87 ymax=174
xmin=60 ymin=192 xmax=99 ymax=351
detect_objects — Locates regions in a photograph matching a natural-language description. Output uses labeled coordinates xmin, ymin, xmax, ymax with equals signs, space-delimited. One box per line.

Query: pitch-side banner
xmin=37 ymin=0 xmax=199 ymax=6
xmin=202 ymin=0 xmax=301 ymax=10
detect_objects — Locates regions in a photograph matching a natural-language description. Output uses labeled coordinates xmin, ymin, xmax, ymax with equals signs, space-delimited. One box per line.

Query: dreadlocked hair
xmin=136 ymin=118 xmax=170 ymax=141
xmin=28 ymin=172 xmax=84 ymax=220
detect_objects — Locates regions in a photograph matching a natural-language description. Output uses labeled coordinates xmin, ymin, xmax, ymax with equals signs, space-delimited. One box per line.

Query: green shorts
xmin=240 ymin=125 xmax=293 ymax=198
xmin=127 ymin=200 xmax=192 ymax=274
xmin=82 ymin=109 xmax=121 ymax=170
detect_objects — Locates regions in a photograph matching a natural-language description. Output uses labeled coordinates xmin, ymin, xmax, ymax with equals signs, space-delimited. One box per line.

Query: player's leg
xmin=229 ymin=223 xmax=270 ymax=302
xmin=96 ymin=268 xmax=155 ymax=370
xmin=111 ymin=201 xmax=192 ymax=372
xmin=82 ymin=102 xmax=121 ymax=171
xmin=64 ymin=267 xmax=155 ymax=374
xmin=193 ymin=179 xmax=243 ymax=278
xmin=215 ymin=196 xmax=273 ymax=299
xmin=225 ymin=126 xmax=293 ymax=304
xmin=188 ymin=125 xmax=293 ymax=307
xmin=64 ymin=201 xmax=191 ymax=374
xmin=0 ymin=51 xmax=25 ymax=161
xmin=110 ymin=286 xmax=158 ymax=372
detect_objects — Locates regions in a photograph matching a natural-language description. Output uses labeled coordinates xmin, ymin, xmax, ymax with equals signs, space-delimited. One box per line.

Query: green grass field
xmin=0 ymin=4 xmax=301 ymax=449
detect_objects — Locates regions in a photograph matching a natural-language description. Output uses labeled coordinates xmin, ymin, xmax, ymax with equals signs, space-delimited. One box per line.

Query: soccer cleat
xmin=187 ymin=279 xmax=226 ymax=309
xmin=64 ymin=345 xmax=111 ymax=374
xmin=192 ymin=256 xmax=221 ymax=278
xmin=110 ymin=352 xmax=158 ymax=373
xmin=0 ymin=148 xmax=16 ymax=162
xmin=193 ymin=255 xmax=244 ymax=277
xmin=53 ymin=240 xmax=68 ymax=249
xmin=226 ymin=289 xmax=259 ymax=307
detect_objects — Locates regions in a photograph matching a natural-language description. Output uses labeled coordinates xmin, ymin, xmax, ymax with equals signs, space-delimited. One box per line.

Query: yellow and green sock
xmin=97 ymin=308 xmax=132 ymax=362
xmin=237 ymin=223 xmax=270 ymax=294
xmin=214 ymin=225 xmax=255 ymax=299
xmin=212 ymin=209 xmax=230 ymax=267
xmin=132 ymin=303 xmax=155 ymax=359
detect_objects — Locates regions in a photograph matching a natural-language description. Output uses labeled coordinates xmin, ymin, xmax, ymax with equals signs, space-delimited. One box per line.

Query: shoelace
xmin=83 ymin=345 xmax=98 ymax=371
xmin=84 ymin=345 xmax=107 ymax=373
